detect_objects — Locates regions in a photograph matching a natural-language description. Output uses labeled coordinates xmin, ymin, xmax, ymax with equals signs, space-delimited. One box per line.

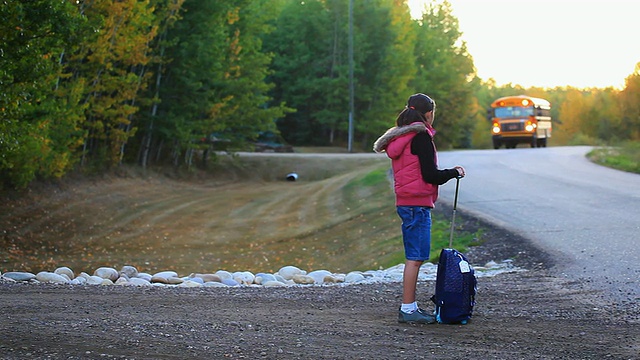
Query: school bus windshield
xmin=494 ymin=106 xmax=534 ymax=118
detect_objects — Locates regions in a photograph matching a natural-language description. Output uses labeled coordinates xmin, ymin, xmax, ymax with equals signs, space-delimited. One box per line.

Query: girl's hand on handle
xmin=455 ymin=166 xmax=465 ymax=178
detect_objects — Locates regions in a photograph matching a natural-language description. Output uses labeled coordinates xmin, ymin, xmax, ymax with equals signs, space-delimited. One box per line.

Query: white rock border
xmin=0 ymin=260 xmax=522 ymax=288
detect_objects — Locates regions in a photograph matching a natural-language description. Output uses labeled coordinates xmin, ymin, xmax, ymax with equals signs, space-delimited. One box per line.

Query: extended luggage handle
xmin=448 ymin=177 xmax=461 ymax=248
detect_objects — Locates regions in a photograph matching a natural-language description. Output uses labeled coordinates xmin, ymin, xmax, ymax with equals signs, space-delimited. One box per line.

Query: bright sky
xmin=408 ymin=0 xmax=640 ymax=89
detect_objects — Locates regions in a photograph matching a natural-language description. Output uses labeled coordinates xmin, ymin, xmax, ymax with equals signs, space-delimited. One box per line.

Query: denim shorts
xmin=396 ymin=206 xmax=432 ymax=261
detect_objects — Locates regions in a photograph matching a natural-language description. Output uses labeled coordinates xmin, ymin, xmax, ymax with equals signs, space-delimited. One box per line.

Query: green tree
xmin=129 ymin=0 xmax=186 ymax=168
xmin=154 ymin=0 xmax=290 ymax=166
xmin=354 ymin=0 xmax=418 ymax=147
xmin=264 ymin=0 xmax=338 ymax=145
xmin=0 ymin=0 xmax=87 ymax=189
xmin=410 ymin=0 xmax=475 ymax=148
xmin=265 ymin=0 xmax=420 ymax=148
xmin=216 ymin=1 xmax=292 ymax=142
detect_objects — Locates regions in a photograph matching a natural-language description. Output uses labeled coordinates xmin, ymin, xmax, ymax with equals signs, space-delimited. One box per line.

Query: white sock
xmin=401 ymin=302 xmax=418 ymax=313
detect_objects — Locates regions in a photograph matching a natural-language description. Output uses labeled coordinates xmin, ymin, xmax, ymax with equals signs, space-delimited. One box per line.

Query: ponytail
xmin=396 ymin=107 xmax=426 ymax=126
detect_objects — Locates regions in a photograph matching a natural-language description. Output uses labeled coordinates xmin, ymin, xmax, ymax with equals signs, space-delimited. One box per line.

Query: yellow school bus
xmin=489 ymin=95 xmax=552 ymax=149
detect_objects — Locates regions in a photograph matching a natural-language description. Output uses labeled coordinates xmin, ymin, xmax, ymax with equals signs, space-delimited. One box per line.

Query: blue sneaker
xmin=398 ymin=308 xmax=436 ymax=324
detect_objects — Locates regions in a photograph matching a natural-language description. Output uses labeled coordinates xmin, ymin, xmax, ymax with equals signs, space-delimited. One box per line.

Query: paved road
xmin=436 ymin=146 xmax=640 ymax=301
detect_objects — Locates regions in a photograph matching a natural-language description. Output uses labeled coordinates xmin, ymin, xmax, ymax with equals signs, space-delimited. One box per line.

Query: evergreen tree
xmin=265 ymin=0 xmax=419 ymax=148
xmin=131 ymin=0 xmax=186 ymax=168
xmin=264 ymin=0 xmax=338 ymax=145
xmin=155 ymin=0 xmax=290 ymax=166
xmin=411 ymin=0 xmax=475 ymax=148
xmin=0 ymin=0 xmax=87 ymax=188
xmin=353 ymin=0 xmax=418 ymax=147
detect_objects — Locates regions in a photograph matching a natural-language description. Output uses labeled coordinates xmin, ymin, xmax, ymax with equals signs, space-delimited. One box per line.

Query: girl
xmin=373 ymin=93 xmax=465 ymax=324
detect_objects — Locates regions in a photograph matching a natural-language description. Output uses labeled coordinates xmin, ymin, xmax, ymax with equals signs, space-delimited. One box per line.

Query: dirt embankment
xmin=1 ymin=154 xmax=395 ymax=275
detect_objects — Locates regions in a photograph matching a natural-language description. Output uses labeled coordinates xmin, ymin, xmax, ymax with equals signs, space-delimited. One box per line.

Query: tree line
xmin=471 ymin=72 xmax=640 ymax=149
xmin=1 ymin=0 xmax=290 ymax=189
xmin=1 ymin=0 xmax=639 ymax=190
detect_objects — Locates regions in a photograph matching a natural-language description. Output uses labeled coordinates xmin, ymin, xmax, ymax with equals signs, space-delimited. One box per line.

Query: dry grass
xmin=1 ymin=153 xmax=402 ymax=275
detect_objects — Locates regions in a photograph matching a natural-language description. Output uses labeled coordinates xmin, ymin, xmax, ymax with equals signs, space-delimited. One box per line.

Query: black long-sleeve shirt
xmin=410 ymin=132 xmax=458 ymax=185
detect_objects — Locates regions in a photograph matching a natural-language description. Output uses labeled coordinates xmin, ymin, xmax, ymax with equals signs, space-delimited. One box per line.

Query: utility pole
xmin=347 ymin=0 xmax=354 ymax=153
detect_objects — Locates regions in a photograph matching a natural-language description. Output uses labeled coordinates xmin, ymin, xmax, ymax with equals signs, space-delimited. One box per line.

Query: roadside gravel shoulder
xmin=1 ymin=206 xmax=638 ymax=360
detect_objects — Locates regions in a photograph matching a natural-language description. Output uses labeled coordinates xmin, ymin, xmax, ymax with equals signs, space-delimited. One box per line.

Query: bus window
xmin=494 ymin=106 xmax=533 ymax=118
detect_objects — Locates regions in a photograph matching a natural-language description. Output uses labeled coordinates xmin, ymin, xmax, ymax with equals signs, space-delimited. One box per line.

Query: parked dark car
xmin=253 ymin=131 xmax=294 ymax=153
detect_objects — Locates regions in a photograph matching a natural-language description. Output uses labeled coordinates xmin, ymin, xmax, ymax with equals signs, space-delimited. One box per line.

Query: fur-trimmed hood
xmin=373 ymin=122 xmax=426 ymax=153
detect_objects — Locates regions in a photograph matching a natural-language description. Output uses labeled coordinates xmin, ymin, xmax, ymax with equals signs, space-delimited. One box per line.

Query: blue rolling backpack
xmin=431 ymin=178 xmax=477 ymax=324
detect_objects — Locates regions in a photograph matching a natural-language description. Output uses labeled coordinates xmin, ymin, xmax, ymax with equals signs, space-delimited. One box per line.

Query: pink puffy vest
xmin=385 ymin=124 xmax=439 ymax=207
